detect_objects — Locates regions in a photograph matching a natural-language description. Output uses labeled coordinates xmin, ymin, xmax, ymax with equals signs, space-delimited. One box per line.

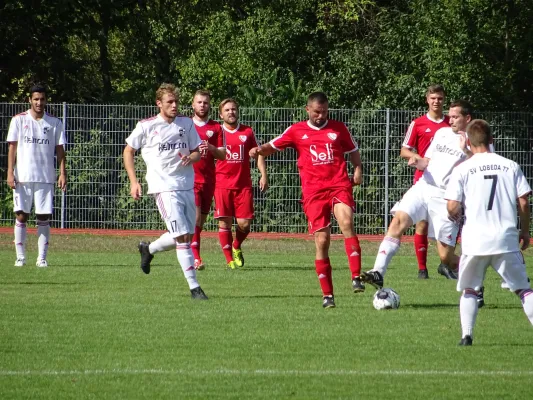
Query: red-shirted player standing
xmin=400 ymin=84 xmax=450 ymax=279
xmin=250 ymin=92 xmax=363 ymax=309
xmin=191 ymin=90 xmax=225 ymax=270
xmin=215 ymin=98 xmax=268 ymax=269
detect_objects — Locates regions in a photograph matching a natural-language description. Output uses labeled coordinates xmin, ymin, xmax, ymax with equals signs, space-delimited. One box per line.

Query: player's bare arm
xmin=446 ymin=199 xmax=462 ymax=223
xmin=180 ymin=147 xmax=201 ymax=166
xmin=257 ymin=154 xmax=269 ymax=192
xmin=408 ymin=156 xmax=429 ymax=171
xmin=249 ymin=143 xmax=277 ymax=159
xmin=7 ymin=141 xmax=17 ymax=189
xmin=349 ymin=150 xmax=363 ymax=186
xmin=208 ymin=143 xmax=226 ymax=160
xmin=457 ymin=131 xmax=473 ymax=158
xmin=400 ymin=146 xmax=419 ymax=161
xmin=123 ymin=145 xmax=142 ymax=200
xmin=56 ymin=144 xmax=67 ymax=191
xmin=518 ymin=194 xmax=531 ymax=250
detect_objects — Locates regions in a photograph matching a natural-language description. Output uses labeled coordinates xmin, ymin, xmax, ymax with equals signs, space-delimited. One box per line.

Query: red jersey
xmin=216 ymin=123 xmax=258 ymax=189
xmin=402 ymin=113 xmax=450 ymax=183
xmin=270 ymin=120 xmax=358 ymax=197
xmin=193 ymin=119 xmax=223 ymax=184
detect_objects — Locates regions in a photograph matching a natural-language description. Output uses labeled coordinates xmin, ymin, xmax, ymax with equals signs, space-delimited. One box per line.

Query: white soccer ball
xmin=373 ymin=288 xmax=400 ymax=310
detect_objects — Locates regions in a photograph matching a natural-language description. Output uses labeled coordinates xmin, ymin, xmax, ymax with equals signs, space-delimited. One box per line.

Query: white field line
xmin=1 ymin=369 xmax=532 ymax=377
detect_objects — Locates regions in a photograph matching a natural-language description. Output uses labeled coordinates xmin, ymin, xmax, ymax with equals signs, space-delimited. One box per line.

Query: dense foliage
xmin=2 ymin=0 xmax=533 ymax=109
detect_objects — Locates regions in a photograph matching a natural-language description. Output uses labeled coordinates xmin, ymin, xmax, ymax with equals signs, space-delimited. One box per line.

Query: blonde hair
xmin=156 ymin=83 xmax=178 ymax=102
xmin=467 ymin=119 xmax=492 ymax=147
xmin=219 ymin=98 xmax=239 ymax=113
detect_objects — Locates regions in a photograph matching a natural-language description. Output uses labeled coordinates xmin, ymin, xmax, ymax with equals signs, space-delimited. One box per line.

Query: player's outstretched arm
xmin=180 ymin=148 xmax=201 ymax=166
xmin=250 ymin=143 xmax=277 ymax=159
xmin=56 ymin=145 xmax=67 ymax=191
xmin=400 ymin=147 xmax=418 ymax=161
xmin=349 ymin=150 xmax=363 ymax=186
xmin=123 ymin=145 xmax=142 ymax=200
xmin=7 ymin=142 xmax=17 ymax=189
xmin=208 ymin=143 xmax=226 ymax=160
xmin=518 ymin=195 xmax=531 ymax=250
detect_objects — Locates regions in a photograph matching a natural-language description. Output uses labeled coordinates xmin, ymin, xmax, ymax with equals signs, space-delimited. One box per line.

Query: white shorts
xmin=153 ymin=190 xmax=195 ymax=238
xmin=13 ymin=183 xmax=54 ymax=214
xmin=457 ymin=252 xmax=530 ymax=292
xmin=391 ymin=183 xmax=458 ymax=246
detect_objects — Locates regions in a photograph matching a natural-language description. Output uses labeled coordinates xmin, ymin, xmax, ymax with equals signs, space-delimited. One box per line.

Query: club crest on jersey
xmin=239 ymin=135 xmax=247 ymax=143
xmin=327 ymin=132 xmax=337 ymax=141
xmin=43 ymin=127 xmax=49 ymax=135
xmin=178 ymin=127 xmax=185 ymax=137
xmin=206 ymin=130 xmax=214 ymax=138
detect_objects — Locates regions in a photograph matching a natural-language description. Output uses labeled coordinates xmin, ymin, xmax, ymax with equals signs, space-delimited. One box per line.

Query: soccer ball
xmin=372 ymin=288 xmax=400 ymax=310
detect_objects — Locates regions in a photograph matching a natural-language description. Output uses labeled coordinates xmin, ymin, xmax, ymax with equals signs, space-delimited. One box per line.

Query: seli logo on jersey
xmin=239 ymin=135 xmax=247 ymax=143
xmin=226 ymin=144 xmax=244 ymax=162
xmin=158 ymin=142 xmax=187 ymax=151
xmin=24 ymin=136 xmax=50 ymax=144
xmin=206 ymin=130 xmax=214 ymax=138
xmin=310 ymin=144 xmax=334 ymax=165
xmin=327 ymin=133 xmax=337 ymax=141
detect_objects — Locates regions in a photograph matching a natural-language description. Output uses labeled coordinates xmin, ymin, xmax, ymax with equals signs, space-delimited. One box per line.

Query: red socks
xmin=315 ymin=258 xmax=333 ymax=296
xmin=344 ymin=236 xmax=362 ymax=279
xmin=218 ymin=228 xmax=233 ymax=263
xmin=414 ymin=233 xmax=428 ymax=271
xmin=191 ymin=225 xmax=202 ymax=260
xmin=232 ymin=227 xmax=249 ymax=250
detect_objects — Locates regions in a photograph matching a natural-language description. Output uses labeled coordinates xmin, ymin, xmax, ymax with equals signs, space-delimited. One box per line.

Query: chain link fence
xmin=1 ymin=103 xmax=532 ymax=234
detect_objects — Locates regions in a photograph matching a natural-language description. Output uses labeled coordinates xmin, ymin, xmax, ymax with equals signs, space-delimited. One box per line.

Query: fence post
xmin=61 ymin=102 xmax=67 ymax=229
xmin=384 ymin=108 xmax=390 ymax=233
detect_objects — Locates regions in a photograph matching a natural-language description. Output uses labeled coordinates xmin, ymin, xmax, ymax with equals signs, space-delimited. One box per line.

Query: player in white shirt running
xmin=361 ymin=100 xmax=474 ymax=289
xmin=446 ymin=119 xmax=533 ymax=346
xmin=123 ymin=83 xmax=208 ymax=300
xmin=132 ymin=90 xmax=226 ymax=272
xmin=6 ymin=85 xmax=67 ymax=268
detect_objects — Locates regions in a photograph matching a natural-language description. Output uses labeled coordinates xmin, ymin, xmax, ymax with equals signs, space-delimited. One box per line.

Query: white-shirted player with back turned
xmin=446 ymin=119 xmax=533 ymax=346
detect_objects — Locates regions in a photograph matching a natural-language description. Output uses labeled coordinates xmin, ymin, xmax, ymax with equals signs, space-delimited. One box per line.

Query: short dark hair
xmin=449 ymin=99 xmax=474 ymax=117
xmin=466 ymin=119 xmax=492 ymax=147
xmin=426 ymin=84 xmax=445 ymax=96
xmin=307 ymin=92 xmax=328 ymax=105
xmin=29 ymin=84 xmax=47 ymax=98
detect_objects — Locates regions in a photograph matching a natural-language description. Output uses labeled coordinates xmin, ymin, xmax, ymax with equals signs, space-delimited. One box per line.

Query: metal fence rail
xmin=1 ymin=103 xmax=532 ymax=234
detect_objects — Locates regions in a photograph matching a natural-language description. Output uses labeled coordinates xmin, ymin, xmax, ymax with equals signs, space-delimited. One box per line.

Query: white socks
xmin=373 ymin=236 xmax=400 ymax=276
xmin=518 ymin=289 xmax=533 ymax=324
xmin=14 ymin=221 xmax=27 ymax=259
xmin=460 ymin=291 xmax=479 ymax=339
xmin=149 ymin=232 xmax=176 ymax=254
xmin=176 ymin=243 xmax=199 ymax=290
xmin=37 ymin=220 xmax=50 ymax=261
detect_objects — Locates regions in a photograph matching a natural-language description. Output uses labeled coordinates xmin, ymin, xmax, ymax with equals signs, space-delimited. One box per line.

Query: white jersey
xmin=126 ymin=114 xmax=202 ymax=194
xmin=445 ymin=152 xmax=532 ymax=255
xmin=6 ymin=111 xmax=66 ymax=184
xmin=420 ymin=127 xmax=467 ymax=190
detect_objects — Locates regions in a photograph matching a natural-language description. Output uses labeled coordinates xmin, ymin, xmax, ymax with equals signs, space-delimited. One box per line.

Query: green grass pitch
xmin=1 ymin=233 xmax=533 ymax=399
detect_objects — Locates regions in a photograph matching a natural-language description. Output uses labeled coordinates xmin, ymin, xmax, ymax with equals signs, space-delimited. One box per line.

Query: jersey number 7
xmin=484 ymin=175 xmax=498 ymax=211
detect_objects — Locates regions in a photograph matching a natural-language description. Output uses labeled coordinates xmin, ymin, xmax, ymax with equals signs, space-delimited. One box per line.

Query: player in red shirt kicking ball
xmin=250 ymin=92 xmax=363 ymax=309
xmin=215 ymin=98 xmax=268 ymax=269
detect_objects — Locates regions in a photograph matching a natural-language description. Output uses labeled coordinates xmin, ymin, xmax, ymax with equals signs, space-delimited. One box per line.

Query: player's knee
xmin=15 ymin=212 xmax=29 ymax=223
xmin=315 ymin=233 xmax=330 ymax=251
xmin=36 ymin=214 xmax=51 ymax=222
xmin=388 ymin=215 xmax=409 ymax=237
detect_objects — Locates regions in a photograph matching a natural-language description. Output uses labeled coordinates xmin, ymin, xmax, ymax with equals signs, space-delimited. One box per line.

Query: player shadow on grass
xmin=405 ymin=303 xmax=523 ymax=310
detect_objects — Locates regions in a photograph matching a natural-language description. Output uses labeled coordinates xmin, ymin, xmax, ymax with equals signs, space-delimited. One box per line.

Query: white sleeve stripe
xmin=402 ymin=121 xmax=416 ymax=146
xmin=269 ymin=140 xmax=281 ymax=151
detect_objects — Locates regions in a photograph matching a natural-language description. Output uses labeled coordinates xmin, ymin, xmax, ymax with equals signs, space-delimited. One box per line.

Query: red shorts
xmin=303 ymin=188 xmax=355 ymax=233
xmin=194 ymin=182 xmax=215 ymax=214
xmin=214 ymin=188 xmax=254 ymax=219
